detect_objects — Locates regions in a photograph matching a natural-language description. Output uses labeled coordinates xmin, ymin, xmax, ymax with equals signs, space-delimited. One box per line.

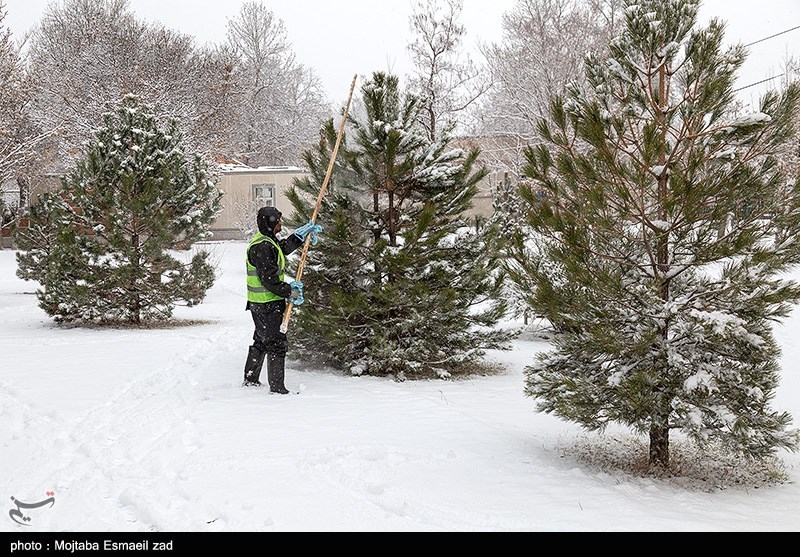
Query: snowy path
xmin=0 ymin=324 xmax=244 ymax=530
xmin=2 ymin=243 xmax=799 ymax=532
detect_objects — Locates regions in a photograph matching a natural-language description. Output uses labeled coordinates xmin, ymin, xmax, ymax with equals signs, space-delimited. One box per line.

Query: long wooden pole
xmin=280 ymin=74 xmax=358 ymax=334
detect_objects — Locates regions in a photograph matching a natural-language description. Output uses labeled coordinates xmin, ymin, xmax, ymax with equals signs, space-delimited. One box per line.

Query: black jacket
xmin=247 ymin=231 xmax=303 ymax=310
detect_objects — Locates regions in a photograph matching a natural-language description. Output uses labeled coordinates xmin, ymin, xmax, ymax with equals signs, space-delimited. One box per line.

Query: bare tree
xmin=0 ymin=1 xmax=50 ymax=239
xmin=476 ymin=0 xmax=623 ymax=175
xmin=0 ymin=11 xmax=32 ymax=180
xmin=225 ymin=189 xmax=261 ymax=240
xmin=25 ymin=0 xmax=237 ymax=172
xmin=226 ymin=1 xmax=329 ymax=166
xmin=27 ymin=0 xmax=141 ymax=167
xmin=778 ymin=53 xmax=800 ymax=180
xmin=132 ymin=26 xmax=239 ymax=158
xmin=407 ymin=0 xmax=487 ymax=140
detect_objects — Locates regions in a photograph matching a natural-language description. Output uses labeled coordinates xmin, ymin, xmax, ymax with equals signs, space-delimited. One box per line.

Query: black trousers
xmin=249 ymin=300 xmax=289 ymax=357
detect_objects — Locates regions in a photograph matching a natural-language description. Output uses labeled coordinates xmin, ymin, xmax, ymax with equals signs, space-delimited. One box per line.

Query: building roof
xmin=218 ymin=164 xmax=308 ymax=175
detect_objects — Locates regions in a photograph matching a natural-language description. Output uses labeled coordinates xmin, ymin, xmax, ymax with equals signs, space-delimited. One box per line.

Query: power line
xmin=730 ymin=25 xmax=799 ymax=92
xmin=733 ymin=73 xmax=786 ymax=93
xmin=743 ymin=24 xmax=800 ymax=48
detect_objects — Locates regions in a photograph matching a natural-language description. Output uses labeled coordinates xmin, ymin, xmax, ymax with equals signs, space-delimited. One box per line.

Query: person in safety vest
xmin=244 ymin=206 xmax=323 ymax=392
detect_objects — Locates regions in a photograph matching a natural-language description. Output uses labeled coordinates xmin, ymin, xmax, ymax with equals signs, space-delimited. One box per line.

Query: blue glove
xmin=294 ymin=221 xmax=324 ymax=245
xmin=288 ymin=280 xmax=304 ymax=306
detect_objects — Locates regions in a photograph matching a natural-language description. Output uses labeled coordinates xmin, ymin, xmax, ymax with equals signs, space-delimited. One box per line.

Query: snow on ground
xmin=1 ymin=241 xmax=799 ymax=532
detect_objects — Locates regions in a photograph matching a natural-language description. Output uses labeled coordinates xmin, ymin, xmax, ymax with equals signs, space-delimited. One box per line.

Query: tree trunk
xmin=426 ymin=102 xmax=436 ymax=143
xmin=387 ymin=188 xmax=397 ymax=246
xmin=17 ymin=175 xmax=30 ymax=215
xmin=387 ymin=187 xmax=396 ymax=285
xmin=131 ymin=230 xmax=142 ymax=326
xmin=372 ymin=189 xmax=382 ymax=287
xmin=651 ymin=64 xmax=672 ymax=471
xmin=649 ymin=424 xmax=670 ymax=469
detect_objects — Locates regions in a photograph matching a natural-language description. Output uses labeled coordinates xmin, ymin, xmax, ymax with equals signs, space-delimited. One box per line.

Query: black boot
xmin=243 ymin=346 xmax=266 ymax=387
xmin=267 ymin=354 xmax=290 ymax=394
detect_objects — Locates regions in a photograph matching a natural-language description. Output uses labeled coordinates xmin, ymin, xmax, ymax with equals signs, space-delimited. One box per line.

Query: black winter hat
xmin=257 ymin=206 xmax=282 ymax=235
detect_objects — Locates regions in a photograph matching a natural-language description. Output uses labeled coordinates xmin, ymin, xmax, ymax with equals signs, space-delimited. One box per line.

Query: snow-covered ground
xmin=1 ymin=241 xmax=798 ymax=532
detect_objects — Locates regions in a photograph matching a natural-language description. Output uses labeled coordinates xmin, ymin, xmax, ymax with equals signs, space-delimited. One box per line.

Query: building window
xmin=253 ymin=183 xmax=276 ymax=207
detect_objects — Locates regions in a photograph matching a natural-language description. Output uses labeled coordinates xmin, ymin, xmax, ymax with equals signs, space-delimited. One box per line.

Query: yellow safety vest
xmin=246 ymin=233 xmax=286 ymax=303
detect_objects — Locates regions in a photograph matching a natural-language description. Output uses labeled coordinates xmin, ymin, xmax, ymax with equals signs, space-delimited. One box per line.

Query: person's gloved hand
xmin=289 ymin=280 xmax=304 ymax=306
xmin=294 ymin=221 xmax=324 ymax=245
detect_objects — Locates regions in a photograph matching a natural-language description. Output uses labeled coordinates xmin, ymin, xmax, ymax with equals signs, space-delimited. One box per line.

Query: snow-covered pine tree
xmin=15 ymin=95 xmax=222 ymax=325
xmin=519 ymin=0 xmax=800 ymax=469
xmin=498 ymin=177 xmax=584 ymax=334
xmin=487 ymin=172 xmax=536 ymax=323
xmin=286 ymin=72 xmax=513 ymax=380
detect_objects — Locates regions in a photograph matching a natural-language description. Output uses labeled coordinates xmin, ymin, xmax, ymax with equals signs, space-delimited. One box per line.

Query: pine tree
xmin=517 ymin=0 xmax=800 ymax=468
xmin=286 ymin=72 xmax=513 ymax=380
xmin=15 ymin=95 xmax=222 ymax=325
xmin=488 ymin=173 xmax=535 ymax=323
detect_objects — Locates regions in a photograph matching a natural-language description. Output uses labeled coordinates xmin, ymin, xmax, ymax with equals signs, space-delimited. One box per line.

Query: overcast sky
xmin=3 ymin=0 xmax=799 ymax=107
